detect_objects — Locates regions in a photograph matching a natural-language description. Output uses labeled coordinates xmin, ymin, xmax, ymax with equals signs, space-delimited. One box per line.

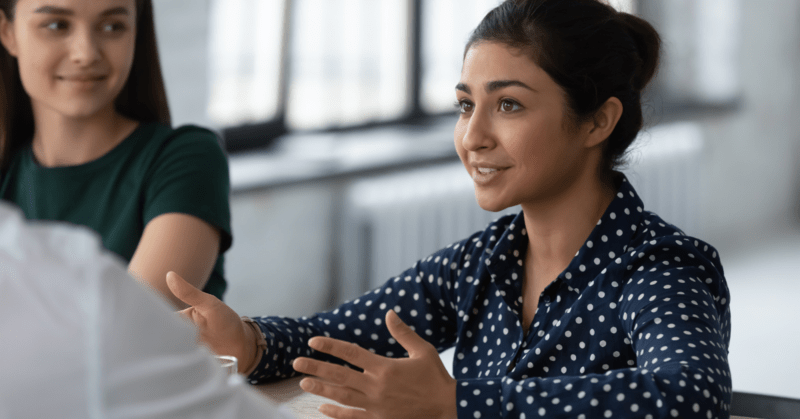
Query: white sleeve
xmin=97 ymin=252 xmax=295 ymax=419
xmin=0 ymin=204 xmax=293 ymax=419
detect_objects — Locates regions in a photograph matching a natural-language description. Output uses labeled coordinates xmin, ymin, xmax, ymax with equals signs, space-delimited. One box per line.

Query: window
xmin=420 ymin=0 xmax=503 ymax=114
xmin=644 ymin=0 xmax=741 ymax=104
xmin=207 ymin=0 xmax=286 ymax=126
xmin=208 ymin=0 xmax=410 ymax=133
xmin=286 ymin=0 xmax=410 ymax=130
xmin=207 ymin=0 xmax=732 ymax=150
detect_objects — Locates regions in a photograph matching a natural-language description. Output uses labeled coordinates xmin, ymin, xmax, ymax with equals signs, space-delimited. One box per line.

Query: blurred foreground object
xmin=0 ymin=203 xmax=293 ymax=419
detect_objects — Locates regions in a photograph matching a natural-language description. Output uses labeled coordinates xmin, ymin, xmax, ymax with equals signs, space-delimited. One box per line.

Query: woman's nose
xmin=460 ymin=111 xmax=496 ymax=152
xmin=69 ymin=28 xmax=101 ymax=66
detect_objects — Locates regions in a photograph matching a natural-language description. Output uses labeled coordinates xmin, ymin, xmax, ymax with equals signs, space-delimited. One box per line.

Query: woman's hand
xmin=166 ymin=271 xmax=258 ymax=374
xmin=292 ymin=310 xmax=457 ymax=419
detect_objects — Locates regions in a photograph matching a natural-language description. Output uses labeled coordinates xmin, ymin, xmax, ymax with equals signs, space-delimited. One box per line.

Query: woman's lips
xmin=472 ymin=166 xmax=508 ymax=184
xmin=57 ymin=75 xmax=107 ymax=82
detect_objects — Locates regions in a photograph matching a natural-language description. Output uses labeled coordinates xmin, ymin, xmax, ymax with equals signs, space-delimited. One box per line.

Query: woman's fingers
xmin=384 ymin=310 xmax=434 ymax=358
xmin=307 ymin=336 xmax=378 ymax=370
xmin=167 ymin=271 xmax=254 ymax=366
xmin=297 ymin=327 xmax=457 ymax=418
xmin=293 ymin=357 xmax=367 ymax=393
xmin=166 ymin=271 xmax=214 ymax=309
xmin=298 ymin=378 xmax=370 ymax=414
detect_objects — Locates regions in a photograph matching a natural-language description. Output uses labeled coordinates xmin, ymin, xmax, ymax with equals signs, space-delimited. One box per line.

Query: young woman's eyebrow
xmin=99 ymin=7 xmax=130 ymax=17
xmin=455 ymin=80 xmax=537 ymax=95
xmin=33 ymin=6 xmax=130 ymax=16
xmin=485 ymin=80 xmax=536 ymax=93
xmin=34 ymin=5 xmax=73 ymax=15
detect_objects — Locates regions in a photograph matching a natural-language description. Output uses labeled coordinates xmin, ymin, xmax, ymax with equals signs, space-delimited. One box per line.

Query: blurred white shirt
xmin=0 ymin=203 xmax=294 ymax=419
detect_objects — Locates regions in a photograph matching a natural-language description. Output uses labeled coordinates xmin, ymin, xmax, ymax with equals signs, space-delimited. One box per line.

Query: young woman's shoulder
xmin=137 ymin=123 xmax=228 ymax=170
xmin=146 ymin=123 xmax=224 ymax=152
xmin=619 ymin=209 xmax=729 ymax=314
xmin=631 ymin=210 xmax=723 ymax=274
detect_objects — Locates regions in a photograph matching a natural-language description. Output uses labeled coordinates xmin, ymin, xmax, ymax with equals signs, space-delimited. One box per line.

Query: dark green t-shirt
xmin=0 ymin=123 xmax=232 ymax=299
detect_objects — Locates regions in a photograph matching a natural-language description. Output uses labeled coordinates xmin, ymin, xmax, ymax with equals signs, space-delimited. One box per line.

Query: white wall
xmin=698 ymin=0 xmax=800 ymax=247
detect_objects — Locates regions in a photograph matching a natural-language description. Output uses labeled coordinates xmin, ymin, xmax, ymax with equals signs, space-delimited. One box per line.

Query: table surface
xmin=256 ymin=376 xmax=346 ymax=418
xmin=255 ymin=376 xmax=759 ymax=419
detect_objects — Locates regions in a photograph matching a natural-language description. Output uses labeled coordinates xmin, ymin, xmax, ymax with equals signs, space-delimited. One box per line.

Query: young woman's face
xmin=454 ymin=42 xmax=595 ymax=212
xmin=0 ymin=0 xmax=136 ymax=120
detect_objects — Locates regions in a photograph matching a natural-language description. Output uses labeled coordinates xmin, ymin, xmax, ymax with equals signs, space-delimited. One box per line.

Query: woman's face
xmin=454 ymin=41 xmax=596 ymax=212
xmin=0 ymin=0 xmax=136 ymax=120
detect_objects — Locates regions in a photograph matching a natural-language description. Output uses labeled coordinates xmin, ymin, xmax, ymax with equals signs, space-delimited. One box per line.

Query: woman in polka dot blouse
xmin=169 ymin=0 xmax=732 ymax=418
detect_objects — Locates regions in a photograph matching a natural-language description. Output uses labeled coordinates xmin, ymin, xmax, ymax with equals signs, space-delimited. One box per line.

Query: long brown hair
xmin=0 ymin=0 xmax=171 ymax=170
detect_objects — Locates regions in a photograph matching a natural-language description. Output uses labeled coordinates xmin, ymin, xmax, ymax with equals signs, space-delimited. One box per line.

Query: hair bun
xmin=617 ymin=13 xmax=661 ymax=92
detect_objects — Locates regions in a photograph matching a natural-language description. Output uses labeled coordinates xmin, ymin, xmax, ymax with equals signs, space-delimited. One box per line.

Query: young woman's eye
xmin=43 ymin=20 xmax=69 ymax=31
xmin=101 ymin=21 xmax=127 ymax=33
xmin=499 ymin=99 xmax=521 ymax=112
xmin=456 ymin=100 xmax=474 ymax=114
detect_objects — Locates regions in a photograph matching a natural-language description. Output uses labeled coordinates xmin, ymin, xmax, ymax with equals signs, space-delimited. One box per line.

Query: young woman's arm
xmin=129 ymin=213 xmax=221 ymax=309
xmin=132 ymin=125 xmax=232 ymax=307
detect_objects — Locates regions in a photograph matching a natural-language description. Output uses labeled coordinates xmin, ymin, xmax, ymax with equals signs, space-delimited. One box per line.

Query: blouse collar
xmin=484 ymin=175 xmax=646 ymax=294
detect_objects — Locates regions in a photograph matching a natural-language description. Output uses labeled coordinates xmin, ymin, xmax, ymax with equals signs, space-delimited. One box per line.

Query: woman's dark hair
xmin=467 ymin=0 xmax=661 ymax=180
xmin=0 ymin=0 xmax=171 ymax=170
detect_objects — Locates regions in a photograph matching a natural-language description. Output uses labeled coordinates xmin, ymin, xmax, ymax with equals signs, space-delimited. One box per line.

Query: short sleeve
xmin=142 ymin=126 xmax=232 ymax=253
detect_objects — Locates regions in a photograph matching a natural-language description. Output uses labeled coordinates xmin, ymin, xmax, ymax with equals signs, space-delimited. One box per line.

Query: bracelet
xmin=241 ymin=316 xmax=268 ymax=376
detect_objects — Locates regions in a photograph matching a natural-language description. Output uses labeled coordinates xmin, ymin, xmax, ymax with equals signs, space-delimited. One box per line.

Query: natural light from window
xmin=208 ymin=0 xmax=285 ymax=126
xmin=286 ymin=0 xmax=409 ymax=130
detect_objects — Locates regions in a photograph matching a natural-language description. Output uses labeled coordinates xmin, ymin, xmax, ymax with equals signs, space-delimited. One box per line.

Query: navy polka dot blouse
xmin=247 ymin=176 xmax=732 ymax=418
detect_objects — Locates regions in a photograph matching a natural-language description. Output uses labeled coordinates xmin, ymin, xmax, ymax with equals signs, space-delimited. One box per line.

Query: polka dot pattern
xmin=248 ymin=176 xmax=732 ymax=418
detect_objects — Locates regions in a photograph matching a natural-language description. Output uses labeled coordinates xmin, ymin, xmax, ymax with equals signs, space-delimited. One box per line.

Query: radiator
xmin=338 ymin=122 xmax=704 ymax=298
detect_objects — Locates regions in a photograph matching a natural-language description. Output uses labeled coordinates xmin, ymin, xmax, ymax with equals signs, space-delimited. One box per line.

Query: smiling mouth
xmin=472 ymin=166 xmax=508 ymax=183
xmin=57 ymin=75 xmax=107 ymax=82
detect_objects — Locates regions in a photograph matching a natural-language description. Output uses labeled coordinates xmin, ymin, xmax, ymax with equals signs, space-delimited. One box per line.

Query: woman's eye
xmin=101 ymin=22 xmax=126 ymax=32
xmin=44 ymin=20 xmax=69 ymax=31
xmin=456 ymin=100 xmax=474 ymax=114
xmin=500 ymin=99 xmax=521 ymax=112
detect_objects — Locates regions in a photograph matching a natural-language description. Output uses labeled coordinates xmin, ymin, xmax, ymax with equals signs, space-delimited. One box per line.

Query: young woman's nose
xmin=68 ymin=28 xmax=102 ymax=66
xmin=460 ymin=110 xmax=496 ymax=152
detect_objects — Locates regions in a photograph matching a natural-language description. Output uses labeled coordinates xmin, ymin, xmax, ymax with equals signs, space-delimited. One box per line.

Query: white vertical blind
xmin=657 ymin=0 xmax=741 ymax=103
xmin=607 ymin=0 xmax=636 ymax=14
xmin=420 ymin=0 xmax=502 ymax=114
xmin=286 ymin=0 xmax=410 ymax=130
xmin=207 ymin=0 xmax=285 ymax=125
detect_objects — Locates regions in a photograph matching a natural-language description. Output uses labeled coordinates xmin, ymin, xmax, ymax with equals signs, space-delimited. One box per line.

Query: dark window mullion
xmin=408 ymin=0 xmax=424 ymax=120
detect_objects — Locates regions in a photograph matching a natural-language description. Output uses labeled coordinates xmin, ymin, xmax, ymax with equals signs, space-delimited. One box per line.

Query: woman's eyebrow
xmin=100 ymin=7 xmax=130 ymax=17
xmin=485 ymin=80 xmax=537 ymax=93
xmin=34 ymin=5 xmax=73 ymax=15
xmin=455 ymin=80 xmax=537 ymax=95
xmin=33 ymin=6 xmax=130 ymax=16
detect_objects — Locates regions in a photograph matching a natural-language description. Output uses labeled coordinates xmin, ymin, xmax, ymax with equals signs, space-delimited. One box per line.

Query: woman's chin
xmin=474 ymin=195 xmax=511 ymax=213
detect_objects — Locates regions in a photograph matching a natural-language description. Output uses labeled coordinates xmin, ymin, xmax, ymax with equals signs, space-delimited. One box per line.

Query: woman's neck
xmin=521 ymin=168 xmax=616 ymax=280
xmin=30 ymin=106 xmax=140 ymax=168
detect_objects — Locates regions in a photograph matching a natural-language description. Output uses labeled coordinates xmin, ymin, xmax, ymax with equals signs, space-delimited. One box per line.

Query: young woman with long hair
xmin=0 ymin=0 xmax=232 ymax=307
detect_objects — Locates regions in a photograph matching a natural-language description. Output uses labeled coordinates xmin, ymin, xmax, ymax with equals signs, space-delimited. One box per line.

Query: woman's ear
xmin=585 ymin=96 xmax=623 ymax=148
xmin=0 ymin=10 xmax=19 ymax=58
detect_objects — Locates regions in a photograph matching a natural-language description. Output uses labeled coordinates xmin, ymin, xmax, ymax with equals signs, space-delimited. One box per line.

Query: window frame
xmin=220 ymin=0 xmax=742 ymax=153
xmin=221 ymin=0 xmax=459 ymax=153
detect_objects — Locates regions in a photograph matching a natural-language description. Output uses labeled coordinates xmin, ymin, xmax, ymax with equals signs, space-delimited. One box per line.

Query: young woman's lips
xmin=57 ymin=75 xmax=107 ymax=87
xmin=471 ymin=165 xmax=508 ymax=185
